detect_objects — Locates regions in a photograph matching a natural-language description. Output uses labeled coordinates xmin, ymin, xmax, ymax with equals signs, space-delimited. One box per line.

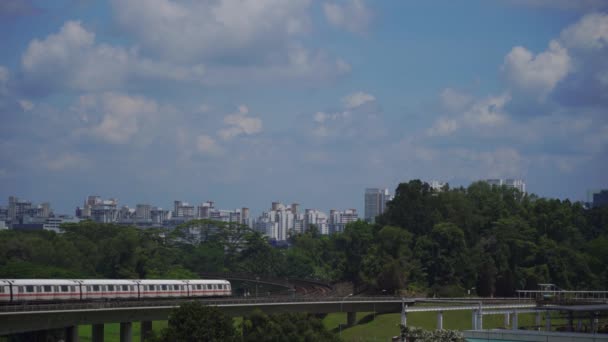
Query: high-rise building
xmin=255 ymin=202 xmax=318 ymax=240
xmin=90 ymin=198 xmax=119 ymax=223
xmin=429 ymin=180 xmax=447 ymax=192
xmin=174 ymin=200 xmax=195 ymax=218
xmin=593 ymin=190 xmax=608 ymax=208
xmin=329 ymin=209 xmax=358 ymax=234
xmin=483 ymin=179 xmax=526 ymax=194
xmin=135 ymin=204 xmax=152 ymax=221
xmin=364 ymin=188 xmax=392 ymax=223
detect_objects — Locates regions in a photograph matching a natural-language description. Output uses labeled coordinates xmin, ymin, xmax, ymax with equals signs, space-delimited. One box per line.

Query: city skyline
xmin=1 ymin=1 xmax=607 ymax=216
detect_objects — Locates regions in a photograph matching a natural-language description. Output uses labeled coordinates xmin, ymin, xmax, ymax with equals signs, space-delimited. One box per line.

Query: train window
xmin=18 ymin=286 xmax=24 ymax=293
xmin=108 ymin=285 xmax=114 ymax=291
xmin=122 ymin=285 xmax=128 ymax=291
xmin=160 ymin=285 xmax=165 ymax=290
xmin=0 ymin=286 xmax=4 ymax=293
xmin=26 ymin=286 xmax=34 ymax=293
xmin=93 ymin=285 xmax=99 ymax=291
xmin=61 ymin=286 xmax=68 ymax=292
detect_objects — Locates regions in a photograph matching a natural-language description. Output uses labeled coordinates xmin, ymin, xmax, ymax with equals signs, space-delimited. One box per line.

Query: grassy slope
xmin=323 ymin=311 xmax=565 ymax=342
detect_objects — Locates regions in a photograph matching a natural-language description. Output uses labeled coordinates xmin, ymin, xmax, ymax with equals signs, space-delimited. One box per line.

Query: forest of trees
xmin=0 ymin=180 xmax=606 ymax=297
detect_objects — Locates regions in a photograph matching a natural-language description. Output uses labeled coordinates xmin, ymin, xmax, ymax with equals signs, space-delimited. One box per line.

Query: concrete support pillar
xmin=120 ymin=322 xmax=132 ymax=342
xmin=577 ymin=318 xmax=583 ymax=332
xmin=92 ymin=324 xmax=104 ymax=342
xmin=401 ymin=306 xmax=407 ymax=327
xmin=592 ymin=313 xmax=599 ymax=333
xmin=346 ymin=312 xmax=356 ymax=327
xmin=65 ymin=326 xmax=79 ymax=342
xmin=512 ymin=312 xmax=518 ymax=330
xmin=477 ymin=310 xmax=483 ymax=330
xmin=567 ymin=312 xmax=574 ymax=332
xmin=535 ymin=311 xmax=542 ymax=330
xmin=545 ymin=311 xmax=551 ymax=332
xmin=140 ymin=321 xmax=152 ymax=342
xmin=437 ymin=311 xmax=443 ymax=330
xmin=504 ymin=312 xmax=510 ymax=328
xmin=472 ymin=310 xmax=478 ymax=330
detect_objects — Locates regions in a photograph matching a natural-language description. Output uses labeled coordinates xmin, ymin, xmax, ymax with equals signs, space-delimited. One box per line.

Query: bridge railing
xmin=0 ymin=296 xmax=411 ymax=313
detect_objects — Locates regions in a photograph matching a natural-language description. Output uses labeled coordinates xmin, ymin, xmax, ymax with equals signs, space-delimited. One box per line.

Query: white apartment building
xmin=484 ymin=179 xmax=526 ymax=194
xmin=429 ymin=180 xmax=447 ymax=192
xmin=174 ymin=200 xmax=195 ymax=218
xmin=328 ymin=209 xmax=359 ymax=234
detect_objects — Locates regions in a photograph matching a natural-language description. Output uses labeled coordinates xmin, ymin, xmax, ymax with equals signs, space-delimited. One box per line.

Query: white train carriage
xmin=138 ymin=280 xmax=188 ymax=299
xmin=80 ymin=279 xmax=138 ymax=301
xmin=0 ymin=280 xmax=12 ymax=303
xmin=188 ymin=279 xmax=231 ymax=297
xmin=2 ymin=279 xmax=81 ymax=302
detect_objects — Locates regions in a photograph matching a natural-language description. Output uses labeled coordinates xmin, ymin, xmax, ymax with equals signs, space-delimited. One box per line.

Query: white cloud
xmin=44 ymin=153 xmax=87 ymax=171
xmin=197 ymin=135 xmax=222 ymax=155
xmin=0 ymin=66 xmax=8 ymax=97
xmin=18 ymin=99 xmax=34 ymax=111
xmin=503 ymin=40 xmax=571 ymax=98
xmin=440 ymin=88 xmax=472 ymax=112
xmin=0 ymin=66 xmax=8 ymax=83
xmin=75 ymin=93 xmax=158 ymax=144
xmin=560 ymin=12 xmax=608 ymax=50
xmin=427 ymin=117 xmax=459 ymax=137
xmin=464 ymin=93 xmax=510 ymax=126
xmin=110 ymin=0 xmax=312 ymax=62
xmin=342 ymin=91 xmax=375 ymax=109
xmin=507 ymin=0 xmax=608 ymax=11
xmin=323 ymin=0 xmax=373 ymax=34
xmin=218 ymin=105 xmax=263 ymax=140
xmin=21 ymin=21 xmax=205 ymax=92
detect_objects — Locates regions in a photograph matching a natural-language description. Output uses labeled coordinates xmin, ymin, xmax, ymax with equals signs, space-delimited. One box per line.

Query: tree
xmin=242 ymin=309 xmax=340 ymax=342
xmin=158 ymin=302 xmax=238 ymax=342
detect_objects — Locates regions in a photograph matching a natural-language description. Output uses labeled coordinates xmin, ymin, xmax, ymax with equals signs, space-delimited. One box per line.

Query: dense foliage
xmin=0 ymin=180 xmax=606 ymax=296
xmin=242 ymin=310 xmax=340 ymax=342
xmin=156 ymin=302 xmax=239 ymax=342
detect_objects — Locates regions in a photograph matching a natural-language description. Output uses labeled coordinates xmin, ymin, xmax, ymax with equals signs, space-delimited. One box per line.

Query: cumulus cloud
xmin=427 ymin=117 xmax=459 ymax=137
xmin=503 ymin=40 xmax=571 ymax=98
xmin=506 ymin=0 xmax=608 ymax=11
xmin=429 ymin=93 xmax=510 ymax=137
xmin=440 ymin=88 xmax=472 ymax=112
xmin=197 ymin=135 xmax=222 ymax=155
xmin=218 ymin=105 xmax=263 ymax=140
xmin=75 ymin=93 xmax=158 ymax=144
xmin=311 ymin=92 xmax=384 ymax=141
xmin=18 ymin=99 xmax=34 ymax=112
xmin=110 ymin=0 xmax=311 ymax=62
xmin=342 ymin=91 xmax=375 ymax=109
xmin=21 ymin=21 xmax=205 ymax=92
xmin=561 ymin=12 xmax=608 ymax=50
xmin=0 ymin=66 xmax=8 ymax=96
xmin=44 ymin=153 xmax=87 ymax=171
xmin=323 ymin=0 xmax=373 ymax=34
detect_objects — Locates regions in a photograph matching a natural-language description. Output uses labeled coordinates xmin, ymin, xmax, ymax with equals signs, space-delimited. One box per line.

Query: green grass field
xmin=323 ymin=311 xmax=566 ymax=342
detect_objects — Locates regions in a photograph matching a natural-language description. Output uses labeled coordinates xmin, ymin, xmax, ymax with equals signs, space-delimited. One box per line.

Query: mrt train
xmin=0 ymin=279 xmax=231 ymax=303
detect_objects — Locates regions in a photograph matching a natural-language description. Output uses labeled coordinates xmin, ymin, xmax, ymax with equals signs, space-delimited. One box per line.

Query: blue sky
xmin=1 ymin=0 xmax=607 ymax=215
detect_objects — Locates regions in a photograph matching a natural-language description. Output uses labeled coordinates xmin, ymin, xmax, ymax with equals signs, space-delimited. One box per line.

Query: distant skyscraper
xmin=593 ymin=190 xmax=608 ymax=208
xmin=429 ymin=180 xmax=447 ymax=192
xmin=483 ymin=179 xmax=526 ymax=194
xmin=364 ymin=188 xmax=392 ymax=223
xmin=328 ymin=209 xmax=359 ymax=234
